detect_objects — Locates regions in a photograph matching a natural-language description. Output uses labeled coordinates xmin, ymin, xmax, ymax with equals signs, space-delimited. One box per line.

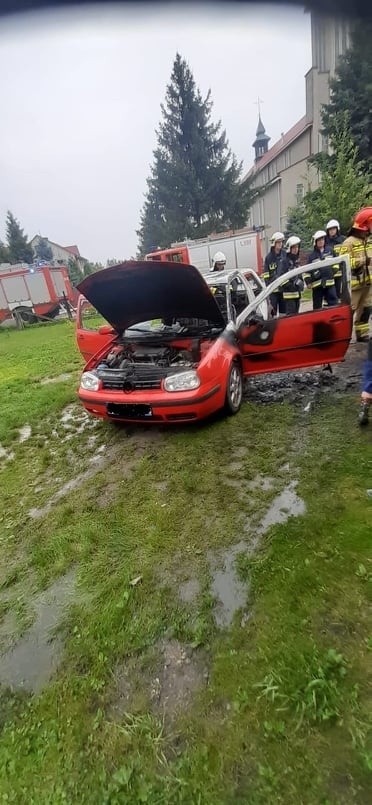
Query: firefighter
xmin=304 ymin=230 xmax=337 ymax=310
xmin=212 ymin=252 xmax=226 ymax=272
xmin=263 ymin=232 xmax=285 ymax=316
xmin=339 ymin=207 xmax=372 ymax=342
xmin=277 ymin=236 xmax=304 ymax=315
xmin=325 ymin=218 xmax=345 ymax=299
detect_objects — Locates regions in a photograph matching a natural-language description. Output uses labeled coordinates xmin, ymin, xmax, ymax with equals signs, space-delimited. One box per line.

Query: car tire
xmin=224 ymin=361 xmax=243 ymax=415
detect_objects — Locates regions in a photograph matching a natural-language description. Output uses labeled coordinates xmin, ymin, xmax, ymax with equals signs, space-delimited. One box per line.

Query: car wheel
xmin=225 ymin=361 xmax=243 ymax=415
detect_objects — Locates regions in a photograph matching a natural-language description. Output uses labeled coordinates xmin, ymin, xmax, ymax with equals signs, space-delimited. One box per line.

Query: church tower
xmin=252 ymin=115 xmax=270 ymax=163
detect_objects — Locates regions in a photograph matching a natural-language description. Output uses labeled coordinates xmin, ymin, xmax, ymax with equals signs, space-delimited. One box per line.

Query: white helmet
xmin=326 ymin=219 xmax=340 ymax=232
xmin=212 ymin=251 xmax=226 ymax=264
xmin=285 ymin=236 xmax=301 ymax=252
xmin=313 ymin=230 xmax=327 ymax=246
xmin=270 ymin=231 xmax=284 ymax=244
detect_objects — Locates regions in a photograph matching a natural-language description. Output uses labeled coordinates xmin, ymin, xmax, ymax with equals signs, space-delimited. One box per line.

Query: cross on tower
xmin=254 ymin=97 xmax=264 ymax=117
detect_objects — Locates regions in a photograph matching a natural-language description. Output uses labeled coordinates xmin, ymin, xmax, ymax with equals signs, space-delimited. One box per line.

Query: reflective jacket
xmin=278 ymin=254 xmax=304 ymax=300
xmin=339 ymin=235 xmax=370 ymax=290
xmin=325 ymin=233 xmax=345 ymax=278
xmin=263 ymin=248 xmax=285 ymax=290
xmin=304 ymin=247 xmax=335 ymax=288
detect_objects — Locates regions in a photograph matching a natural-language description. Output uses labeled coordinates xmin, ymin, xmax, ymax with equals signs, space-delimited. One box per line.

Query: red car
xmin=76 ymin=259 xmax=352 ymax=424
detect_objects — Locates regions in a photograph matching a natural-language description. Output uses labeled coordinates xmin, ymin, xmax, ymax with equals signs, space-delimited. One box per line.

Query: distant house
xmin=245 ymin=12 xmax=351 ymax=254
xmin=30 ymin=236 xmax=88 ymax=275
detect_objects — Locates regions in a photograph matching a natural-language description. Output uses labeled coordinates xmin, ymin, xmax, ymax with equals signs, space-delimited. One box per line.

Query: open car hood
xmin=77 ymin=260 xmax=225 ymax=332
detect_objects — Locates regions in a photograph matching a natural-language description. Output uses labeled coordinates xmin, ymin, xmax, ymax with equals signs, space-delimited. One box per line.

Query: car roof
xmin=204 ymin=269 xmax=243 ymax=286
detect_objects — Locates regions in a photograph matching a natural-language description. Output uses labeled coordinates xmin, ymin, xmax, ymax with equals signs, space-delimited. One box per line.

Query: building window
xmin=296 ymin=183 xmax=304 ymax=205
xmin=284 ymin=149 xmax=291 ymax=169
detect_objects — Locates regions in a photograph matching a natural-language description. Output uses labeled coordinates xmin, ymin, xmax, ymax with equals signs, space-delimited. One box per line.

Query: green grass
xmin=0 ymin=324 xmax=371 ymax=803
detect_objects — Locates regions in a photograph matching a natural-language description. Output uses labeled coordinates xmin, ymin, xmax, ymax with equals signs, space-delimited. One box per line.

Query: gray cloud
xmin=0 ymin=4 xmax=310 ymax=262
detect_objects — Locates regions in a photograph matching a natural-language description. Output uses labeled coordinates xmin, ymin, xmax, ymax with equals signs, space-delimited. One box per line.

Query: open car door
xmin=236 ymin=256 xmax=353 ymax=375
xmin=76 ymin=296 xmax=116 ymax=363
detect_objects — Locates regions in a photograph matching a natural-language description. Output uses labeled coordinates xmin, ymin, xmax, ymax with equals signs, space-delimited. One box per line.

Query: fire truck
xmin=145 ymin=228 xmax=263 ymax=275
xmin=0 ymin=262 xmax=76 ymax=325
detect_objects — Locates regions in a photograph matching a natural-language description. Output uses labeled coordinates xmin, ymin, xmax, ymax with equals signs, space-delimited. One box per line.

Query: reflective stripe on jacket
xmin=325 ymin=234 xmax=345 ymax=277
xmin=278 ymin=254 xmax=303 ymax=299
xmin=339 ymin=235 xmax=370 ymax=288
xmin=304 ymin=247 xmax=335 ymax=288
xmin=263 ymin=248 xmax=285 ymax=291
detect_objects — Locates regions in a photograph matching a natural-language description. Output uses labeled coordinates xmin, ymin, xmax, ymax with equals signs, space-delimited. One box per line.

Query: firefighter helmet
xmin=352 ymin=207 xmax=372 ymax=233
xmin=326 ymin=219 xmax=340 ymax=232
xmin=212 ymin=251 xmax=226 ymax=265
xmin=270 ymin=231 xmax=284 ymax=244
xmin=313 ymin=230 xmax=327 ymax=246
xmin=285 ymin=236 xmax=301 ymax=252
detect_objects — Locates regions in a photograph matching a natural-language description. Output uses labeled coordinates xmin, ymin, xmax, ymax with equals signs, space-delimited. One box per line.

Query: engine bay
xmin=95 ymin=339 xmax=202 ymax=391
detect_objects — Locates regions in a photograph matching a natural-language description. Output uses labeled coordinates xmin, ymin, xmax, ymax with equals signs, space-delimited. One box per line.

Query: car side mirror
xmin=98 ymin=324 xmax=114 ymax=335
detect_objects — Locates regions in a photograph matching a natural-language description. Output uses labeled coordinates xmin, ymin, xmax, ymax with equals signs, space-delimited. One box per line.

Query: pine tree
xmin=5 ymin=211 xmax=34 ymax=264
xmin=67 ymin=257 xmax=82 ymax=288
xmin=285 ymin=114 xmax=370 ymax=246
xmin=34 ymin=237 xmax=53 ymax=262
xmin=305 ymin=114 xmax=370 ymax=234
xmin=138 ymin=54 xmax=251 ymax=255
xmin=321 ymin=21 xmax=372 ymax=168
xmin=285 ymin=203 xmax=312 ymax=250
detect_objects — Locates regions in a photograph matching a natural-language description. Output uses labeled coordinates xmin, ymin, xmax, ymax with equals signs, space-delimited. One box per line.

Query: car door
xmin=238 ymin=304 xmax=353 ymax=375
xmin=76 ymin=296 xmax=116 ymax=362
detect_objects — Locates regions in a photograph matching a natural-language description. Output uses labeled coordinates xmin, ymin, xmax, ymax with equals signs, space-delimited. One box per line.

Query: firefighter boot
xmin=358 ymin=399 xmax=370 ymax=427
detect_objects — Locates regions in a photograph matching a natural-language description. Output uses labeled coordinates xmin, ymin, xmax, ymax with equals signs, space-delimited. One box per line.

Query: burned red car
xmin=76 ymin=259 xmax=352 ymax=425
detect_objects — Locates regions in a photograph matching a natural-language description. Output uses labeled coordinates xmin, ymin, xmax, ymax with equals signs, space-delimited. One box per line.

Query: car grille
xmin=99 ymin=365 xmax=169 ymax=391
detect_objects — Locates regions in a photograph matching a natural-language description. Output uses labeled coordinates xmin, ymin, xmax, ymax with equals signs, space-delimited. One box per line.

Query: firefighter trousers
xmin=312 ymin=285 xmax=338 ymax=310
xmin=282 ymin=298 xmax=300 ymax=315
xmin=352 ymin=284 xmax=370 ymax=339
xmin=334 ymin=275 xmax=342 ymax=299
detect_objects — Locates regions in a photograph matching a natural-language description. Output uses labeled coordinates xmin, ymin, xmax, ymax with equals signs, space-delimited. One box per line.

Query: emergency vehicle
xmin=0 ymin=262 xmax=76 ymax=324
xmin=145 ymin=227 xmax=263 ymax=275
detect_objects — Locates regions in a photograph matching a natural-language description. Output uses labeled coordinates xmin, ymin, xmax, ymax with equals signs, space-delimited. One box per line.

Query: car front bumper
xmin=78 ymin=382 xmax=224 ymax=423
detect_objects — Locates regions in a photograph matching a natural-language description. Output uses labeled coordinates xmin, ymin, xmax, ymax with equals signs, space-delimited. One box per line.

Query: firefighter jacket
xmin=339 ymin=235 xmax=371 ymax=290
xmin=278 ymin=254 xmax=304 ymax=300
xmin=263 ymin=248 xmax=285 ymax=290
xmin=304 ymin=247 xmax=335 ymax=288
xmin=325 ymin=233 xmax=345 ymax=279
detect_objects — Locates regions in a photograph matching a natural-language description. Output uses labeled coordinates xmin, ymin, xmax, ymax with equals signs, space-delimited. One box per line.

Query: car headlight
xmin=164 ymin=370 xmax=201 ymax=393
xmin=80 ymin=371 xmax=100 ymax=391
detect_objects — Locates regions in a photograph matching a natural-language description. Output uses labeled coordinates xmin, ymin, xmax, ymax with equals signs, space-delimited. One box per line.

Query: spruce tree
xmin=138 ymin=54 xmax=251 ymax=255
xmin=34 ymin=237 xmax=53 ymax=262
xmin=5 ymin=211 xmax=34 ymax=264
xmin=67 ymin=257 xmax=82 ymax=288
xmin=285 ymin=114 xmax=370 ymax=245
xmin=321 ymin=21 xmax=372 ymax=168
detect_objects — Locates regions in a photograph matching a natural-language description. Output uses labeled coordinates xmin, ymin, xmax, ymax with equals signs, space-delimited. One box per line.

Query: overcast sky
xmin=0 ymin=4 xmax=311 ymax=262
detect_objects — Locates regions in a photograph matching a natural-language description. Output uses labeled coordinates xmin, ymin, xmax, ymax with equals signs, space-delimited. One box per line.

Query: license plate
xmin=107 ymin=403 xmax=153 ymax=419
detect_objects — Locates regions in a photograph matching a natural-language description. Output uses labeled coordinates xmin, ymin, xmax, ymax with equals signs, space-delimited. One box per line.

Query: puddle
xmin=54 ymin=404 xmax=99 ymax=442
xmin=208 ymin=482 xmax=306 ymax=628
xmin=179 ymin=578 xmax=200 ymax=604
xmin=257 ymin=480 xmax=306 ymax=534
xmin=18 ymin=424 xmax=31 ymax=443
xmin=40 ymin=373 xmax=72 ymax=385
xmin=208 ymin=541 xmax=248 ymax=628
xmin=28 ymin=461 xmax=106 ymax=519
xmin=0 ymin=570 xmax=76 ymax=693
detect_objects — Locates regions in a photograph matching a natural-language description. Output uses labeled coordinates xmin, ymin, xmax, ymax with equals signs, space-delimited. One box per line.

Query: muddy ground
xmin=0 ymin=343 xmax=368 ymax=711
